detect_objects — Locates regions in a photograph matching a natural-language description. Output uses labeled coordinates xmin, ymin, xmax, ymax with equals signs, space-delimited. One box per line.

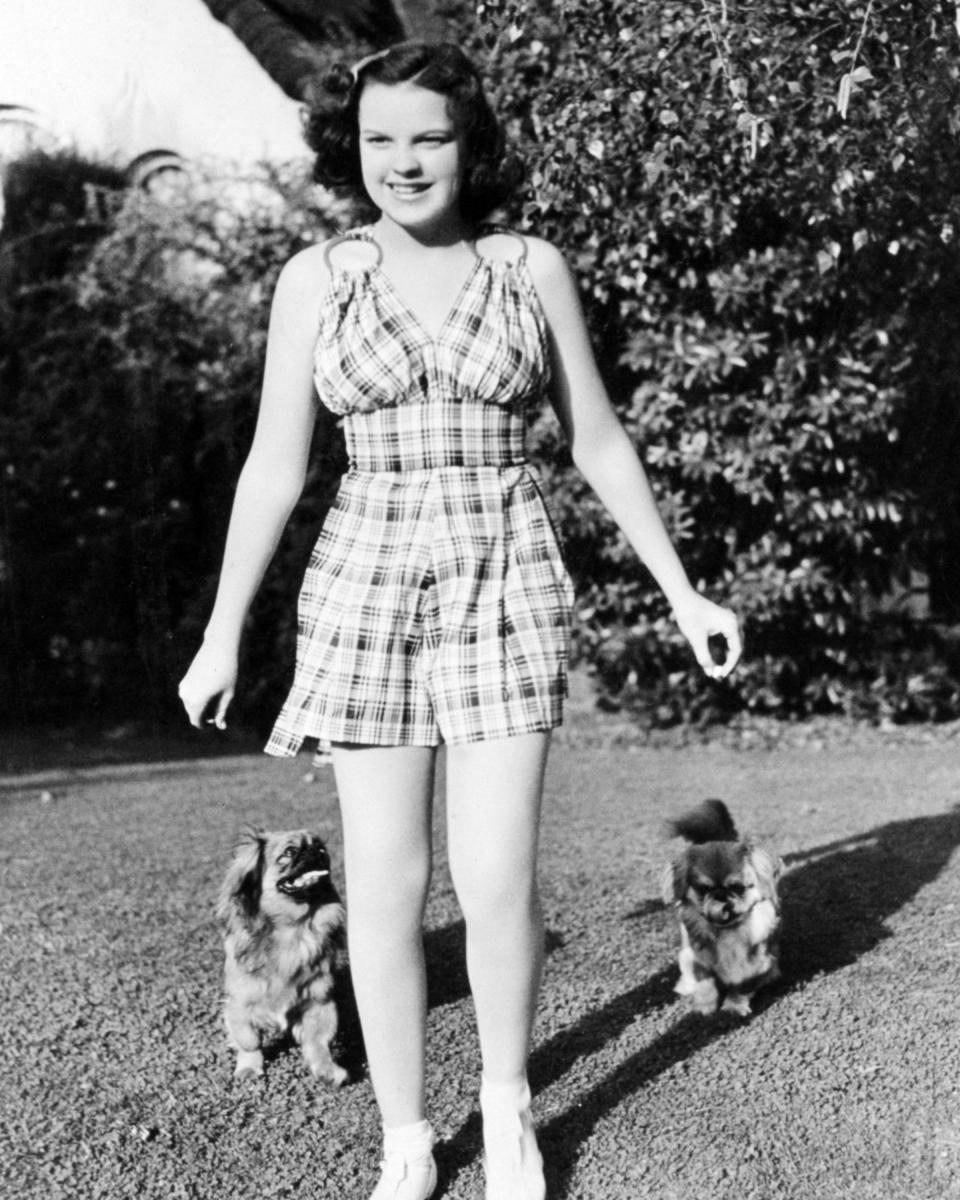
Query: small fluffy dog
xmin=217 ymin=827 xmax=348 ymax=1085
xmin=662 ymin=799 xmax=782 ymax=1017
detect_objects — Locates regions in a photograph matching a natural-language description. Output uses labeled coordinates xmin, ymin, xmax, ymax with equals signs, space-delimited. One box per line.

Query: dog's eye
xmin=727 ymin=883 xmax=745 ymax=897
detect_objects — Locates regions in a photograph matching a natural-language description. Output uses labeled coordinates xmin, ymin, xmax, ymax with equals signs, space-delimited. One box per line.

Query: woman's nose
xmin=391 ymin=144 xmax=422 ymax=175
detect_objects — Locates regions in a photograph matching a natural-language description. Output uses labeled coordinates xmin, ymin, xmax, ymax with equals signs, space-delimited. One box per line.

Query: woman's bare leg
xmin=445 ymin=731 xmax=550 ymax=1085
xmin=445 ymin=732 xmax=550 ymax=1199
xmin=333 ymin=744 xmax=437 ymax=1127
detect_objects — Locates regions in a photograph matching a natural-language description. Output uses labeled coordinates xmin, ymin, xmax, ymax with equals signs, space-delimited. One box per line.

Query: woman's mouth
xmin=387 ymin=182 xmax=431 ymax=200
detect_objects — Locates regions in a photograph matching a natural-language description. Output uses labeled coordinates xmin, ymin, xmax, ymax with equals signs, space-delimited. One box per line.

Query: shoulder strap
xmin=475 ymin=225 xmax=528 ymax=266
xmin=323 ymin=229 xmax=383 ymax=274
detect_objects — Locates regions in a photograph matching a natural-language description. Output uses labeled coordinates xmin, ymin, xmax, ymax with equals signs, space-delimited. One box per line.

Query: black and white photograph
xmin=2 ymin=2 xmax=960 ymax=1198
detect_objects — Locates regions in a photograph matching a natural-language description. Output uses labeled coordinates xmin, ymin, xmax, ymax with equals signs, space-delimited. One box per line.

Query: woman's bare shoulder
xmin=521 ymin=234 xmax=571 ymax=276
xmin=275 ymin=242 xmax=332 ymax=295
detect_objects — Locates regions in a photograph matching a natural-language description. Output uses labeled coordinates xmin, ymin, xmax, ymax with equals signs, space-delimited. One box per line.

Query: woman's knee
xmin=451 ymin=856 xmax=541 ymax=929
xmin=335 ymin=744 xmax=436 ymax=924
xmin=346 ymin=847 xmax=432 ymax=930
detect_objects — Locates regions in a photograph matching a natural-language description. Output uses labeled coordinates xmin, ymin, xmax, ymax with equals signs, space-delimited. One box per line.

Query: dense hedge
xmin=0 ymin=157 xmax=346 ymax=730
xmin=3 ymin=0 xmax=960 ymax=730
xmin=463 ymin=0 xmax=960 ymax=722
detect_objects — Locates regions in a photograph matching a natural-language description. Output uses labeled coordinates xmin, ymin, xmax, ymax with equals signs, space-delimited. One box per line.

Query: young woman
xmin=179 ymin=41 xmax=741 ymax=1200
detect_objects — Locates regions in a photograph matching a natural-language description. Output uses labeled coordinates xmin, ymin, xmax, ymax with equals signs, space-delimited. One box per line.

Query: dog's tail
xmin=668 ymin=798 xmax=739 ymax=843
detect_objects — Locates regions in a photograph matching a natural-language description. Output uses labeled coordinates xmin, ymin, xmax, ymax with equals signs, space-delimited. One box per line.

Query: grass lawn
xmin=2 ymin=721 xmax=959 ymax=1199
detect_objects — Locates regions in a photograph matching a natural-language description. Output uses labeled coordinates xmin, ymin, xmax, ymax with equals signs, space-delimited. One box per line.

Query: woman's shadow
xmin=432 ymin=804 xmax=960 ymax=1196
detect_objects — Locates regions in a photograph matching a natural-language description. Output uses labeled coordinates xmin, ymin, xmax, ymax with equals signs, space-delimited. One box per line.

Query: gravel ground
xmin=2 ymin=715 xmax=959 ymax=1200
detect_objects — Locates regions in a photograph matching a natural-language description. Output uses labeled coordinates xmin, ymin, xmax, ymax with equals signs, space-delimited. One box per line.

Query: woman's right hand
xmin=178 ymin=641 xmax=238 ymax=730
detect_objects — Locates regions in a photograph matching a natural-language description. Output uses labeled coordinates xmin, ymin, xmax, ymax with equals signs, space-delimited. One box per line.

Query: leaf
xmin=836 ymin=73 xmax=852 ymax=119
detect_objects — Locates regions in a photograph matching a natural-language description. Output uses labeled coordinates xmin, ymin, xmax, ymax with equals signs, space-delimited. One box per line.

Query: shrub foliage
xmin=0 ymin=155 xmax=345 ymax=729
xmin=3 ymin=1 xmax=960 ymax=730
xmin=465 ymin=0 xmax=960 ymax=722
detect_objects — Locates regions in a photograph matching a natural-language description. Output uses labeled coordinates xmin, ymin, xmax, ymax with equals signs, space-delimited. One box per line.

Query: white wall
xmin=0 ymin=0 xmax=309 ymax=168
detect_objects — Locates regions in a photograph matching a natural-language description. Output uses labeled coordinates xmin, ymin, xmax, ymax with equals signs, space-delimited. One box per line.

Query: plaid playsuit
xmin=265 ymin=227 xmax=574 ymax=754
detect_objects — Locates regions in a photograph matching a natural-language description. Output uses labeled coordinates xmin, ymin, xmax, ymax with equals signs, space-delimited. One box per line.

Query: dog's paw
xmin=304 ymin=1051 xmax=349 ymax=1088
xmin=233 ymin=1049 xmax=265 ymax=1083
xmin=691 ymin=978 xmax=720 ymax=1014
xmin=720 ymin=992 xmax=752 ymax=1018
xmin=326 ymin=1064 xmax=349 ymax=1089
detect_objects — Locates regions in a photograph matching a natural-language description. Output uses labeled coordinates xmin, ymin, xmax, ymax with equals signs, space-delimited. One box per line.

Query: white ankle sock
xmin=480 ymin=1080 xmax=532 ymax=1113
xmin=480 ymin=1078 xmax=545 ymax=1200
xmin=382 ymin=1118 xmax=434 ymax=1159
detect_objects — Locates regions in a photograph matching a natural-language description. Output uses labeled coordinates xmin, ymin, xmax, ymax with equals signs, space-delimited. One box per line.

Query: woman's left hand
xmin=671 ymin=592 xmax=742 ymax=680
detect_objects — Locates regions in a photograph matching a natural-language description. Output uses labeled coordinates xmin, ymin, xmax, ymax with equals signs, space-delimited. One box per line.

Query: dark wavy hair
xmin=303 ymin=41 xmax=523 ymax=224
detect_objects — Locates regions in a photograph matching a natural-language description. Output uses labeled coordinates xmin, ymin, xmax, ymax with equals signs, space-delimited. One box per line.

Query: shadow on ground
xmin=0 ymin=723 xmax=266 ymax=778
xmin=431 ymin=805 xmax=960 ymax=1196
xmin=425 ymin=921 xmax=565 ymax=1010
xmin=331 ymin=923 xmax=566 ymax=1086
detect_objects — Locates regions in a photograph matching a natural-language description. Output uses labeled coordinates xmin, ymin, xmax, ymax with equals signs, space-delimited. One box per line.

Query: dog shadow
xmin=435 ymin=805 xmax=960 ymax=1196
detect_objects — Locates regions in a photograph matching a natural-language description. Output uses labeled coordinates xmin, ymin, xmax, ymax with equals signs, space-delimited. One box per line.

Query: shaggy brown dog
xmin=217 ymin=827 xmax=348 ymax=1085
xmin=663 ymin=799 xmax=782 ymax=1017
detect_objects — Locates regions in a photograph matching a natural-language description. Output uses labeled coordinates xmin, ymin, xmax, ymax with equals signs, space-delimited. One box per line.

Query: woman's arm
xmin=178 ymin=245 xmax=328 ymax=728
xmin=525 ymin=237 xmax=741 ymax=679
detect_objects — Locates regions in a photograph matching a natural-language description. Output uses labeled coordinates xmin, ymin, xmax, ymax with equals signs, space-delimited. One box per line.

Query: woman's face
xmin=358 ymin=81 xmax=465 ymax=234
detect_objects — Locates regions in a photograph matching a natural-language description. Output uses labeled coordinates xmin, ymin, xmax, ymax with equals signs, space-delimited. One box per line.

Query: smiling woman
xmin=358 ymin=82 xmax=464 ymax=236
xmin=177 ymin=38 xmax=741 ymax=1200
xmin=303 ymin=42 xmax=522 ymax=223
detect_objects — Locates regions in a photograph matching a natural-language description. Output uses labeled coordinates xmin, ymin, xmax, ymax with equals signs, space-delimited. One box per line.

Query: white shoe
xmin=369 ymin=1138 xmax=437 ymax=1200
xmin=481 ymin=1082 xmax=546 ymax=1200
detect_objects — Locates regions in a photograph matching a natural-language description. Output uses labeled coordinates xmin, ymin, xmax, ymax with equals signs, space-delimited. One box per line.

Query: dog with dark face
xmin=217 ymin=827 xmax=348 ymax=1085
xmin=662 ymin=799 xmax=782 ymax=1017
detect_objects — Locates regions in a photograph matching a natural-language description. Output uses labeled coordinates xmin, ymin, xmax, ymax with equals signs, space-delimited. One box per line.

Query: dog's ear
xmin=217 ymin=827 xmax=267 ymax=934
xmin=661 ymin=855 xmax=689 ymax=906
xmin=747 ymin=844 xmax=783 ymax=908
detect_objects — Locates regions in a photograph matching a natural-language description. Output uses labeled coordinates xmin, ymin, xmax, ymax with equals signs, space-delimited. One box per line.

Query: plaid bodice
xmin=314 ymin=227 xmax=551 ymax=471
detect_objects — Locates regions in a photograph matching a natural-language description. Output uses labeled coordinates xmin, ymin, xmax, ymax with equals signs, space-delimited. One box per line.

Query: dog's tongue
xmin=291 ymin=869 xmax=328 ymax=889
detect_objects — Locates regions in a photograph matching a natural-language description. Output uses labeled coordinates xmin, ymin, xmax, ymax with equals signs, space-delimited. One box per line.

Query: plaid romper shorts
xmin=265 ymin=227 xmax=574 ymax=753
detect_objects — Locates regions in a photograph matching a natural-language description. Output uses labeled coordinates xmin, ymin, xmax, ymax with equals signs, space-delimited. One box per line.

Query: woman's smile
xmin=359 ymin=81 xmax=465 ymax=234
xmin=387 ymin=181 xmax=433 ymax=199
